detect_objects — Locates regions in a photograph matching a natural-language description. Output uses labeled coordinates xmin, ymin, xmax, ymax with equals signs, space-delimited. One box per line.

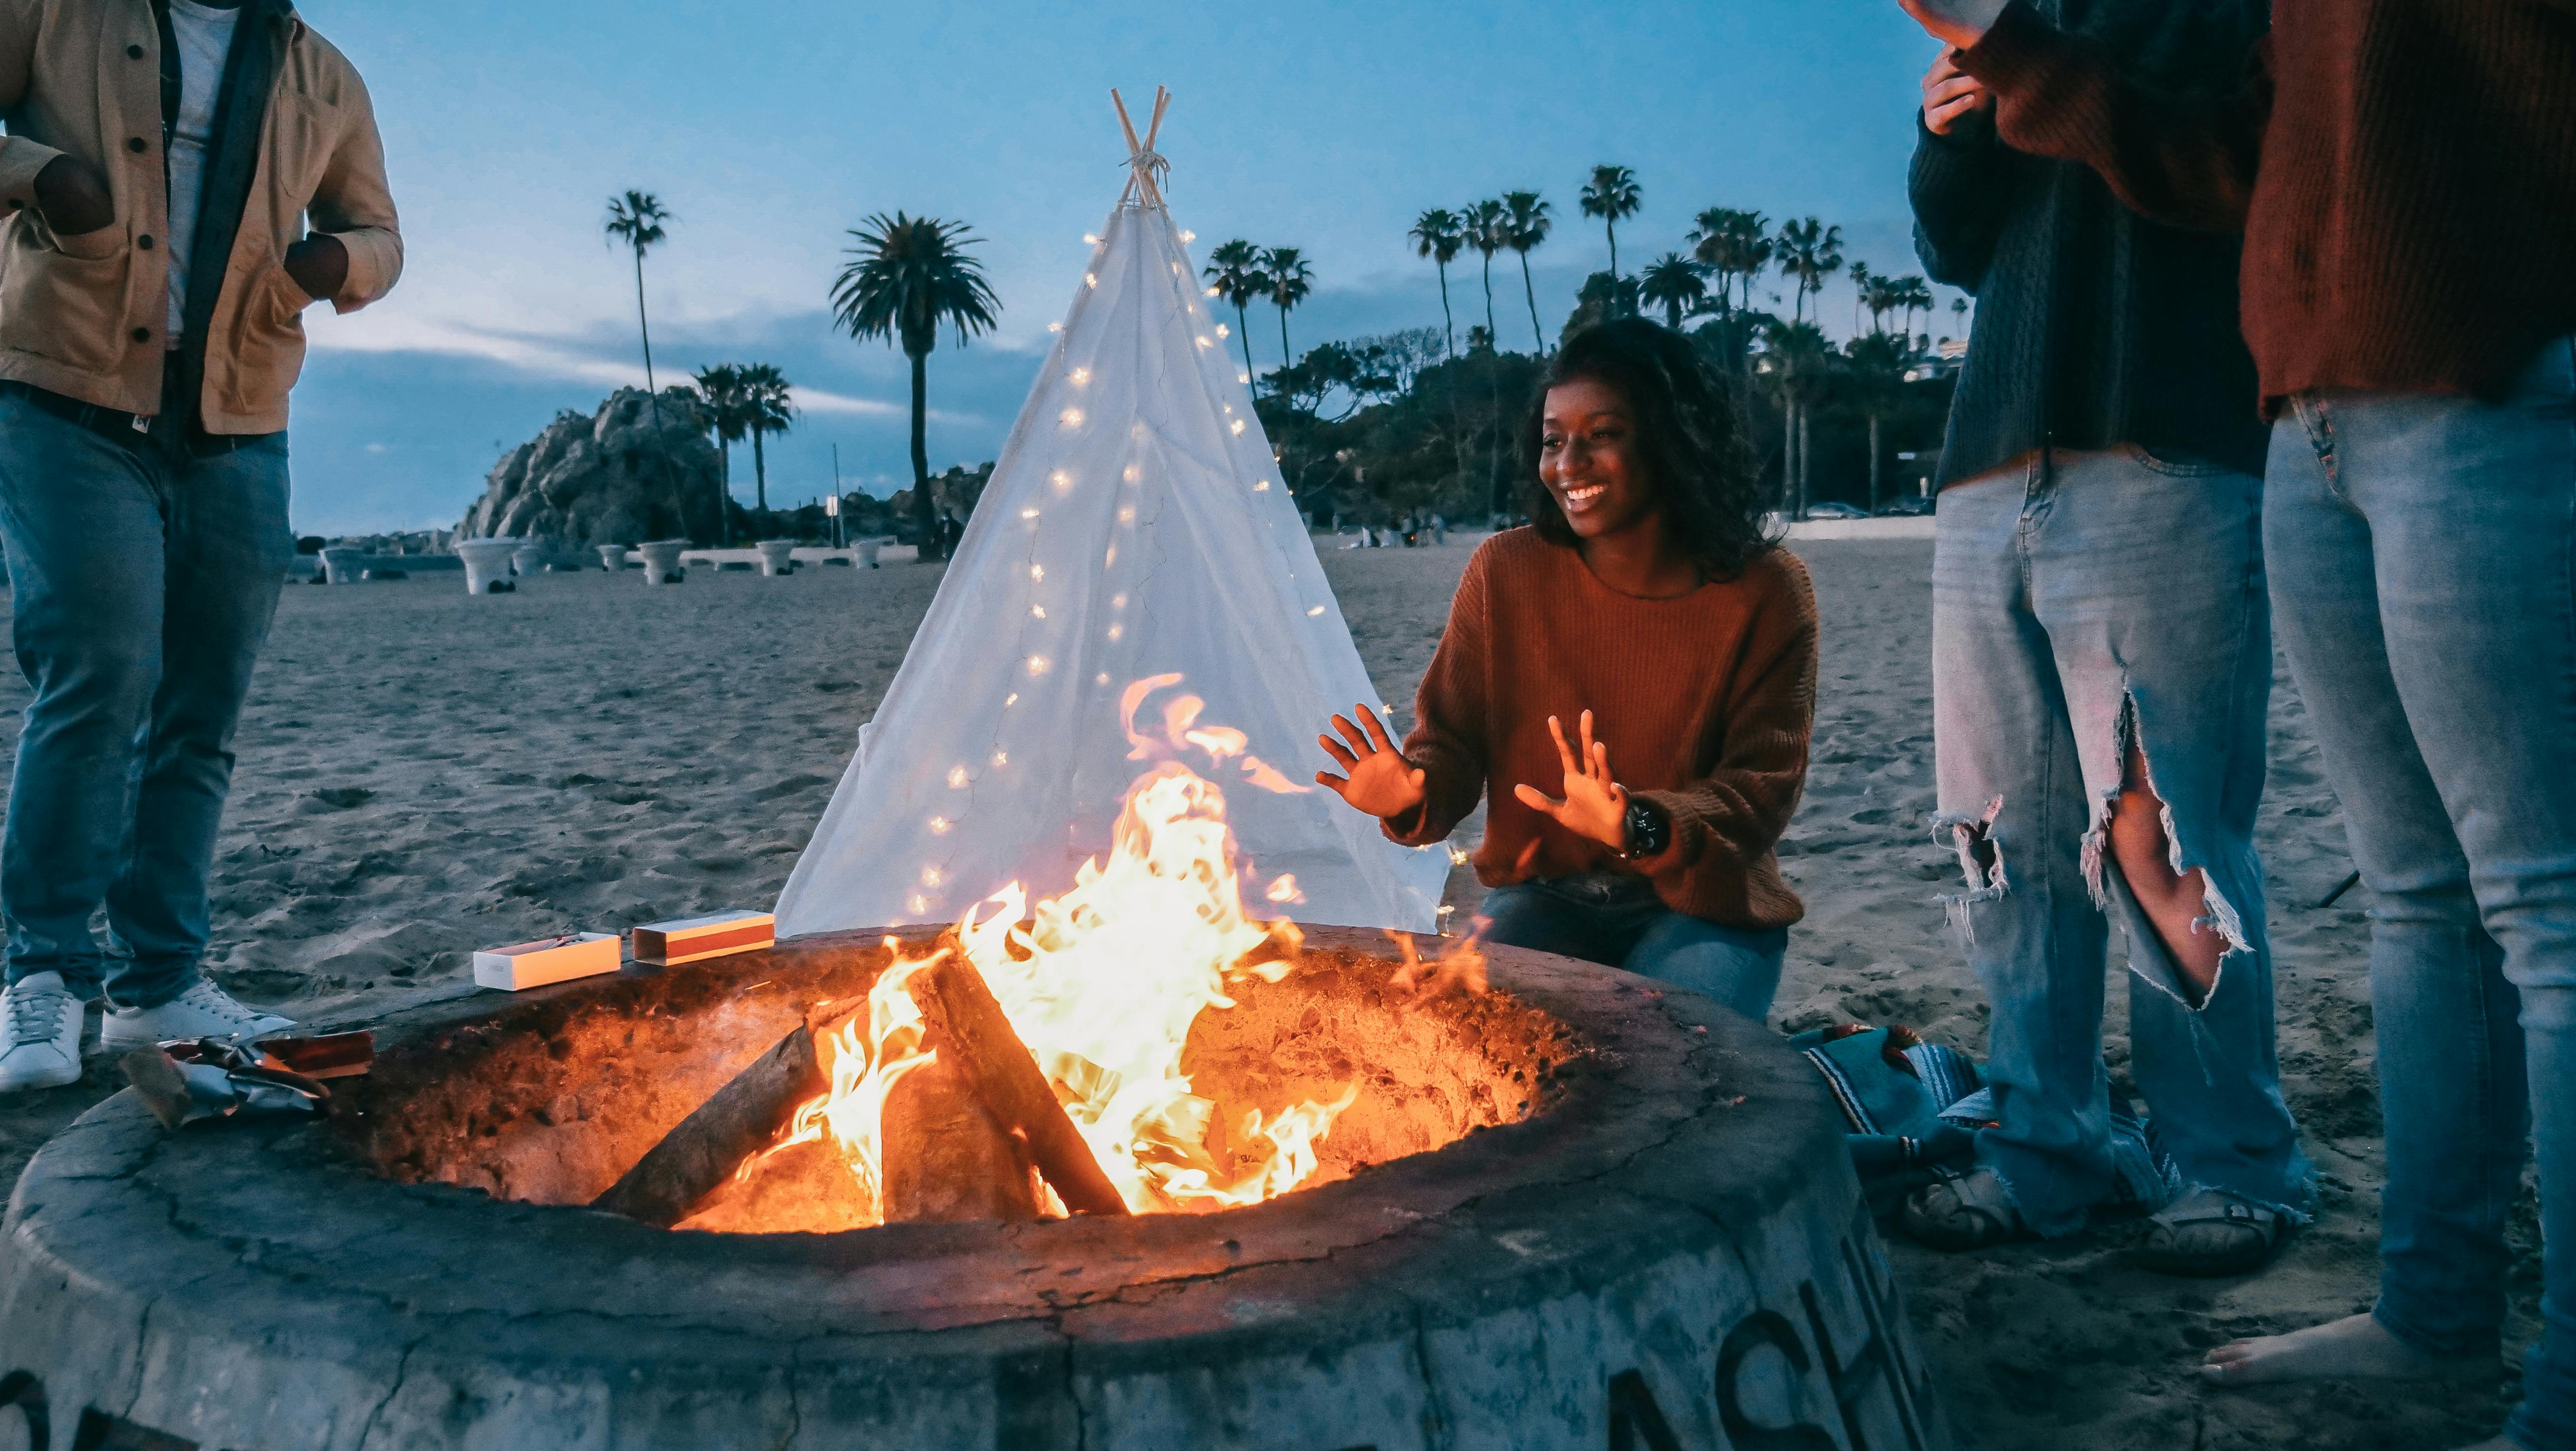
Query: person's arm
xmin=0 ymin=1 xmax=61 ymax=208
xmin=1627 ymin=559 xmax=1818 ymax=881
xmin=1381 ymin=549 xmax=1492 ymax=847
xmin=295 ymin=62 xmax=402 ymax=311
xmin=1950 ymin=0 xmax=2271 ymax=233
xmin=1909 ymin=66 xmax=2013 ymax=292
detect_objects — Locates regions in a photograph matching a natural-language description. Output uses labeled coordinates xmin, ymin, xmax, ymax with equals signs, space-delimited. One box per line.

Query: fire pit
xmin=0 ymin=925 xmax=1945 ymax=1450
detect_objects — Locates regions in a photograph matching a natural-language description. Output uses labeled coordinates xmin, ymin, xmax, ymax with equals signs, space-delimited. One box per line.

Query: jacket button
xmin=126 ymin=43 xmax=144 ymax=59
xmin=131 ymin=327 xmax=150 ymax=344
xmin=137 ymin=235 xmax=154 ymax=250
xmin=127 ymin=136 xmax=147 ymax=153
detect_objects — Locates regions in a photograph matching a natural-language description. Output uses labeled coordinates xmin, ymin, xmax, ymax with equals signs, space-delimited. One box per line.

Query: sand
xmin=0 ymin=537 xmax=2539 ymax=1449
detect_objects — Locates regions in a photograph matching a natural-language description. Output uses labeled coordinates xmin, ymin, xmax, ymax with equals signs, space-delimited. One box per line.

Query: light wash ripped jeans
xmin=1931 ymin=447 xmax=2311 ymax=1236
xmin=2266 ymin=335 xmax=2576 ymax=1451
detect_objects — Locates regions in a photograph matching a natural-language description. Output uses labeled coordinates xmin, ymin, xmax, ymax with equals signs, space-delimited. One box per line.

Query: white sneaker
xmin=0 ymin=971 xmax=85 ymax=1092
xmin=101 ymin=977 xmax=293 ymax=1051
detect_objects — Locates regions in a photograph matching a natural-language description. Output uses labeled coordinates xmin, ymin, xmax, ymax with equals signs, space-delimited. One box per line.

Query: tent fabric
xmin=776 ymin=163 xmax=1448 ymax=938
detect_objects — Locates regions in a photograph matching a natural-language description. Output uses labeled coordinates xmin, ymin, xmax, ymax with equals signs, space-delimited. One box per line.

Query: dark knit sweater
xmin=1383 ymin=530 xmax=1818 ymax=931
xmin=1913 ymin=0 xmax=2270 ymax=486
xmin=1962 ymin=0 xmax=2576 ymax=411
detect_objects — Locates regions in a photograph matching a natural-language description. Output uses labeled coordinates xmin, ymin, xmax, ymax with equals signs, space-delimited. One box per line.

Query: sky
xmin=282 ymin=0 xmax=1961 ymax=537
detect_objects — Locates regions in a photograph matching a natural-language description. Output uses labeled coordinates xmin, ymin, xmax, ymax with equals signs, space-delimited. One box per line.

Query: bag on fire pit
xmin=1791 ymin=1023 xmax=2178 ymax=1217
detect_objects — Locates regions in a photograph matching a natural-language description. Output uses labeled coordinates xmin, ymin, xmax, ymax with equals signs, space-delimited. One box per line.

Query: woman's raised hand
xmin=1316 ymin=703 xmax=1428 ymax=819
xmin=1513 ymin=711 xmax=1628 ymax=850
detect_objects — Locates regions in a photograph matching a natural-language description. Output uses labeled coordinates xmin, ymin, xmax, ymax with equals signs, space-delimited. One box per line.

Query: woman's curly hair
xmin=1518 ymin=317 xmax=1777 ymax=580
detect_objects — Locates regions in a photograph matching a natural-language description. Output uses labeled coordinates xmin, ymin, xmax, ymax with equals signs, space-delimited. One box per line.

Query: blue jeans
xmin=1479 ymin=875 xmax=1787 ymax=1020
xmin=0 ymin=393 xmax=292 ymax=1008
xmin=1932 ymin=448 xmax=2310 ymax=1236
xmin=2265 ymin=335 xmax=2576 ymax=1450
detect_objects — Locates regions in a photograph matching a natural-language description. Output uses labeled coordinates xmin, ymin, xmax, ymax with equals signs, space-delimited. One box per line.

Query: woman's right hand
xmin=1316 ymin=703 xmax=1427 ymax=819
xmin=1922 ymin=47 xmax=1993 ymax=135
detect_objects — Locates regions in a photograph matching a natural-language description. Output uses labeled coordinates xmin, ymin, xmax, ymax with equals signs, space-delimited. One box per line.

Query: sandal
xmin=1900 ymin=1165 xmax=2033 ymax=1251
xmin=2134 ymin=1188 xmax=2293 ymax=1277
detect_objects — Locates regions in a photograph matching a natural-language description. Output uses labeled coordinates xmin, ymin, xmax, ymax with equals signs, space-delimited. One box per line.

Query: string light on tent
xmin=1004 ymin=693 xmax=1018 ymax=707
xmin=1239 ymin=372 xmax=1251 ymax=383
xmin=1084 ymin=233 xmax=1099 ymax=244
xmin=1196 ymin=336 xmax=1213 ymax=350
xmin=1118 ymin=506 xmax=1136 ymax=524
xmin=1308 ymin=606 xmax=1326 ymax=617
xmin=1112 ymin=592 xmax=1128 ymax=608
xmin=1215 ymin=323 xmax=1230 ymax=337
xmin=1027 ymin=656 xmax=1050 ymax=676
xmin=1051 ymin=470 xmax=1072 ymax=490
xmin=1231 ymin=419 xmax=1246 ymax=436
xmin=1107 ymin=624 xmax=1124 ymax=641
xmin=947 ymin=765 xmax=970 ymax=788
xmin=1032 ymin=606 xmax=1047 ymax=619
xmin=928 ymin=816 xmax=953 ymax=834
xmin=1030 ymin=564 xmax=1046 ymax=581
xmin=1070 ymin=367 xmax=1091 ymax=385
xmin=1059 ymin=408 xmax=1084 ymax=427
xmin=921 ymin=866 xmax=944 ymax=887
xmin=1123 ymin=465 xmax=1141 ymax=483
xmin=1020 ymin=507 xmax=1040 ymax=520
xmin=1086 ymin=273 xmax=1098 ymax=288
xmin=1254 ymin=481 xmax=1271 ymax=491
xmin=1180 ymin=229 xmax=1195 ymax=241
xmin=992 ymin=750 xmax=1008 ymax=766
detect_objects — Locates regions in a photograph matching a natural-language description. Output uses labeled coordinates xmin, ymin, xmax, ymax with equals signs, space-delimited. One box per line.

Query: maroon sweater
xmin=1961 ymin=0 xmax=2576 ymax=412
xmin=1385 ymin=531 xmax=1819 ymax=931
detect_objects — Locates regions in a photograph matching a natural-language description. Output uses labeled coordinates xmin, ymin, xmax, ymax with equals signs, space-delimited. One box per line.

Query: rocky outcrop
xmin=457 ymin=389 xmax=726 ymax=547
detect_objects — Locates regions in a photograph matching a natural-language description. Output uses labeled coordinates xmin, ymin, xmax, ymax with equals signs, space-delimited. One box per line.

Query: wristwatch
xmin=1621 ymin=796 xmax=1670 ymax=861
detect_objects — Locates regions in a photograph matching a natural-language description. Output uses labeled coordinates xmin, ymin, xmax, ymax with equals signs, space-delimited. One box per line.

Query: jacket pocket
xmin=0 ymin=231 xmax=134 ymax=374
xmin=223 ymin=263 xmax=311 ymax=411
xmin=2126 ymin=444 xmax=2234 ymax=478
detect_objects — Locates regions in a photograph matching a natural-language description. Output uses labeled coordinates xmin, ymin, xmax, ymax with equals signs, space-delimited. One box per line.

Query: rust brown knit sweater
xmin=1384 ymin=530 xmax=1818 ymax=931
xmin=1961 ymin=0 xmax=2576 ymax=412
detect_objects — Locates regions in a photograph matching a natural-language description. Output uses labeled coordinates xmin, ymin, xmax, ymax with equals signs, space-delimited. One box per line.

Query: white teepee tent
xmin=776 ymin=90 xmax=1447 ymax=938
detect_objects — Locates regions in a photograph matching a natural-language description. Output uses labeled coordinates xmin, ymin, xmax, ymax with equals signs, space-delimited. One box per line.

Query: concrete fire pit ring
xmin=637 ymin=539 xmax=686 ymax=584
xmin=0 ymin=929 xmax=1946 ymax=1451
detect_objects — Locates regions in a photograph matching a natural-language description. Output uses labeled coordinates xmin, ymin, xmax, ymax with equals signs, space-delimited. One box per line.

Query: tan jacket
xmin=0 ymin=0 xmax=399 ymax=433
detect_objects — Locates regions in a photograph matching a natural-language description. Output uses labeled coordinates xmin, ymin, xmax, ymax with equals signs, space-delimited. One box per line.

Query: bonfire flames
xmin=686 ymin=678 xmax=1482 ymax=1230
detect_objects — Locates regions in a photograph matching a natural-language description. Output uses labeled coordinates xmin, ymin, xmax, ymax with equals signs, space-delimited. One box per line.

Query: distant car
xmin=1804 ymin=501 xmax=1871 ymax=521
xmin=1879 ymin=494 xmax=1937 ymax=517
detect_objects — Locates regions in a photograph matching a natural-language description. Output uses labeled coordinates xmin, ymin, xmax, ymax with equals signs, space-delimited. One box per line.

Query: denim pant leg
xmin=2025 ymin=451 xmax=2309 ymax=1222
xmin=1478 ymin=880 xmax=1654 ymax=968
xmin=0 ymin=400 xmax=173 ymax=1001
xmin=103 ymin=434 xmax=291 ymax=1004
xmin=2274 ymin=337 xmax=2576 ymax=1448
xmin=1622 ymin=914 xmax=1788 ymax=1022
xmin=1933 ymin=463 xmax=2119 ymax=1235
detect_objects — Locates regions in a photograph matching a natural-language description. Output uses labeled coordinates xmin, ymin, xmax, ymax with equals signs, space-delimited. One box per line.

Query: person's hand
xmin=1923 ymin=47 xmax=1994 ymax=134
xmin=1898 ymin=0 xmax=2006 ymax=51
xmin=1316 ymin=703 xmax=1427 ymax=819
xmin=1512 ymin=711 xmax=1627 ymax=851
xmin=282 ymin=234 xmax=348 ymax=304
xmin=31 ymin=155 xmax=113 ymax=238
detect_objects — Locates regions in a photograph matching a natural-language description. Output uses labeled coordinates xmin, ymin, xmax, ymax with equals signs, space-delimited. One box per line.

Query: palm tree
xmin=1951 ymin=295 xmax=1971 ymax=334
xmin=1844 ymin=331 xmax=1911 ymax=510
xmin=1464 ymin=199 xmax=1507 ymax=348
xmin=1894 ymin=275 xmax=1936 ymax=341
xmin=1578 ymin=164 xmax=1643 ymax=286
xmin=1774 ymin=217 xmax=1845 ymax=325
xmin=1758 ymin=320 xmax=1833 ymax=517
xmin=737 ymin=363 xmax=796 ymax=514
xmin=1847 ymin=262 xmax=1876 ymax=335
xmin=1638 ymin=253 xmax=1707 ymax=330
xmin=1260 ymin=246 xmax=1313 ymax=371
xmin=1203 ymin=239 xmax=1269 ymax=384
xmin=604 ymin=191 xmax=671 ymax=398
xmin=1690 ymin=208 xmax=1773 ymax=318
xmin=1407 ymin=209 xmax=1465 ymax=357
xmin=830 ymin=212 xmax=1002 ymax=545
xmin=1501 ymin=190 xmax=1553 ymax=350
xmin=692 ymin=363 xmax=748 ymax=536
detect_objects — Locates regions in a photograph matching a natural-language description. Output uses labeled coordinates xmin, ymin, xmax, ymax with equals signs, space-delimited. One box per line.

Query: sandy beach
xmin=0 ymin=536 xmax=2538 ymax=1449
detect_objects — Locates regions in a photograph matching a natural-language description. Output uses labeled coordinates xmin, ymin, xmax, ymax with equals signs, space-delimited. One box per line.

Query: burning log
xmin=881 ymin=1052 xmax=1041 ymax=1222
xmin=907 ymin=953 xmax=1131 ymax=1217
xmin=592 ymin=1022 xmax=825 ymax=1227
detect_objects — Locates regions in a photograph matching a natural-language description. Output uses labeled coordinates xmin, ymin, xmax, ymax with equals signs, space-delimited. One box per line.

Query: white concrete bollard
xmin=855 ymin=538 xmax=883 ymax=569
xmin=456 ymin=538 xmax=521 ymax=595
xmin=595 ymin=544 xmax=628 ymax=572
xmin=638 ymin=541 xmax=686 ymax=585
xmin=755 ymin=541 xmax=797 ymax=577
xmin=512 ymin=543 xmax=548 ymax=579
xmin=318 ymin=547 xmax=366 ymax=584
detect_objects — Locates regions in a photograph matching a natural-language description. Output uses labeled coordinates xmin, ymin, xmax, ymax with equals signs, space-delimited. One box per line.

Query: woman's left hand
xmin=1513 ymin=711 xmax=1627 ymax=850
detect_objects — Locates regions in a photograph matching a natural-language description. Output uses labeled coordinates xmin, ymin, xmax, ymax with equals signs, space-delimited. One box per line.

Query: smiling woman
xmin=1316 ymin=319 xmax=1819 ymax=1021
